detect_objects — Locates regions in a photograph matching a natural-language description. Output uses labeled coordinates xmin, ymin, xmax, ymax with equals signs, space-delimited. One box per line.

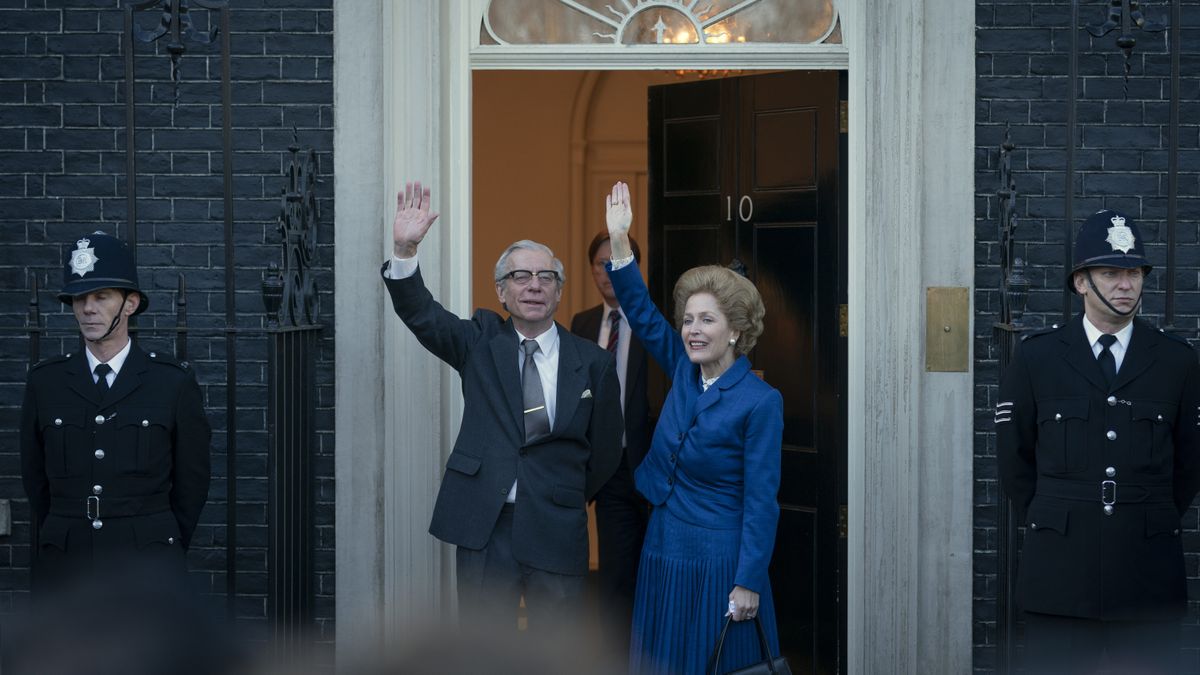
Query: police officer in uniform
xmin=998 ymin=210 xmax=1200 ymax=674
xmin=20 ymin=232 xmax=211 ymax=588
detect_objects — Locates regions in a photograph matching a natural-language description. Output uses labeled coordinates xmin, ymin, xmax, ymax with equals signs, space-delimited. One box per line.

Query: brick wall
xmin=975 ymin=0 xmax=1200 ymax=671
xmin=0 ymin=0 xmax=335 ymax=654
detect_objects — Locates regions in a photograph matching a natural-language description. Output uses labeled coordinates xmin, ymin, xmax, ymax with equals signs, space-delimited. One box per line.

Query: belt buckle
xmin=1101 ymin=480 xmax=1117 ymax=506
xmin=86 ymin=495 xmax=99 ymax=521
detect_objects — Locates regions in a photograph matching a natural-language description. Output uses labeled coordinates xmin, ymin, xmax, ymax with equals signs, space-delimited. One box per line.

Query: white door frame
xmin=334 ymin=1 xmax=975 ymax=671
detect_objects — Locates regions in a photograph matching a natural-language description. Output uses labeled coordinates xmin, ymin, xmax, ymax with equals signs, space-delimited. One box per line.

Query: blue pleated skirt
xmin=629 ymin=506 xmax=780 ymax=675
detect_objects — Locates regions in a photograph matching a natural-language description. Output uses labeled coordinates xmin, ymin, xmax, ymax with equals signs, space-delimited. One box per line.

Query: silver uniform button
xmin=1106 ymin=430 xmax=1117 ymax=441
xmin=54 ymin=418 xmax=63 ymax=426
xmin=1157 ymin=414 xmax=1164 ymax=422
xmin=149 ymin=352 xmax=157 ymax=358
xmin=141 ymin=419 xmax=149 ymax=427
xmin=92 ymin=520 xmax=103 ymax=530
xmin=1030 ymin=522 xmax=1038 ymax=530
xmin=94 ymin=414 xmax=105 ymax=425
xmin=1106 ymin=466 xmax=1116 ymax=477
xmin=1103 ymin=505 xmax=1114 ymax=515
xmin=168 ymin=537 xmax=175 ymax=544
xmin=1055 ymin=413 xmax=1063 ymax=422
xmin=94 ymin=449 xmax=105 ymax=459
xmin=1107 ymin=396 xmax=1117 ymax=406
xmin=92 ymin=484 xmax=102 ymax=495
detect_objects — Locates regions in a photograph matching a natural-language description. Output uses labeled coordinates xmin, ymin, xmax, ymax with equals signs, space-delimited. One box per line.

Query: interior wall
xmin=472 ymin=71 xmax=582 ymax=312
xmin=471 ymin=70 xmax=681 ymax=319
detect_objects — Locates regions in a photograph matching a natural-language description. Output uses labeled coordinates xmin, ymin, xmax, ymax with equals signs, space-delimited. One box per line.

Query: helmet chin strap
xmin=84 ymin=290 xmax=130 ymax=344
xmin=1084 ymin=269 xmax=1141 ymax=318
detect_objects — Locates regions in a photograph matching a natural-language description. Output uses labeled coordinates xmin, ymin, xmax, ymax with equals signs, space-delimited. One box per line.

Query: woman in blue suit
xmin=603 ymin=181 xmax=784 ymax=674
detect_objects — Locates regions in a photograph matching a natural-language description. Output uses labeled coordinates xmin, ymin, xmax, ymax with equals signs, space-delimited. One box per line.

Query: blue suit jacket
xmin=608 ymin=261 xmax=783 ymax=594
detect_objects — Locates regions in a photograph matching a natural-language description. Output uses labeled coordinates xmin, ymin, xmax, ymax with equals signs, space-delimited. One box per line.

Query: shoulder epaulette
xmin=146 ymin=350 xmax=192 ymax=371
xmin=30 ymin=353 xmax=71 ymax=370
xmin=1020 ymin=324 xmax=1060 ymax=342
xmin=1156 ymin=327 xmax=1193 ymax=348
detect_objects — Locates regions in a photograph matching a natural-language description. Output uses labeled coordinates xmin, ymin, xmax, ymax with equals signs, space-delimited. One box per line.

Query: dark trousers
xmin=1023 ymin=612 xmax=1181 ymax=675
xmin=593 ymin=454 xmax=648 ymax=651
xmin=456 ymin=504 xmax=585 ymax=635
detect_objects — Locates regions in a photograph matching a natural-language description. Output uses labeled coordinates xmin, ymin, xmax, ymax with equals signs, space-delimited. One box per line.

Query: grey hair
xmin=493 ymin=239 xmax=566 ymax=286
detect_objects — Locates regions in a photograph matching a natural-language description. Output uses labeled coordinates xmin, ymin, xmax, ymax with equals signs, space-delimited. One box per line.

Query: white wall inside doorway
xmin=472 ymin=70 xmax=699 ymax=317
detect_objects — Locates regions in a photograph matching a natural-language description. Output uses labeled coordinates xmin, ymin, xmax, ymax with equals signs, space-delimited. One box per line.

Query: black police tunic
xmin=998 ymin=315 xmax=1200 ymax=620
xmin=20 ymin=345 xmax=211 ymax=585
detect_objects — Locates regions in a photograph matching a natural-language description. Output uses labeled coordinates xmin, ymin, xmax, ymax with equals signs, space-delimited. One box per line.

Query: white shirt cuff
xmin=609 ymin=254 xmax=635 ymax=271
xmin=386 ymin=255 xmax=419 ymax=279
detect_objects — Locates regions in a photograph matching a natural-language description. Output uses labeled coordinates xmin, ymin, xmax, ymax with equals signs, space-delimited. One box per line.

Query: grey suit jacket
xmin=383 ymin=265 xmax=624 ymax=575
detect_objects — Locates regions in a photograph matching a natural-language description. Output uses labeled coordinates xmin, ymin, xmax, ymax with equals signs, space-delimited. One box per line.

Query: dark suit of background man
xmin=570 ymin=231 xmax=653 ymax=649
xmin=20 ymin=232 xmax=211 ymax=589
xmin=998 ymin=210 xmax=1200 ymax=675
xmin=380 ymin=181 xmax=623 ymax=631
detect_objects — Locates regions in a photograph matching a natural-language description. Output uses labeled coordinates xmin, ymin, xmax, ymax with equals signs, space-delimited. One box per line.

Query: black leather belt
xmin=49 ymin=493 xmax=171 ymax=519
xmin=1037 ymin=476 xmax=1173 ymax=505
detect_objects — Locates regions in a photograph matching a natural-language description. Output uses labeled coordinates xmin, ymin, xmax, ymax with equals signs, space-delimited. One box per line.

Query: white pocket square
xmin=580 ymin=389 xmax=593 ymax=399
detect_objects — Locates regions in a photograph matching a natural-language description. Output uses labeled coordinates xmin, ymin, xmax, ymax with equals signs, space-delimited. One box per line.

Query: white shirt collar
xmin=1082 ymin=315 xmax=1133 ymax=350
xmin=602 ymin=302 xmax=625 ymax=321
xmin=85 ymin=338 xmax=133 ymax=377
xmin=516 ymin=324 xmax=560 ymax=357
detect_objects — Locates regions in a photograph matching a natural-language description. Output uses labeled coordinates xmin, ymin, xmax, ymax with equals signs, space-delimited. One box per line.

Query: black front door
xmin=647 ymin=70 xmax=847 ymax=674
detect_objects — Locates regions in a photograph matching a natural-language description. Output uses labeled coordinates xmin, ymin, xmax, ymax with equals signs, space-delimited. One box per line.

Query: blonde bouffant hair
xmin=672 ymin=265 xmax=765 ymax=356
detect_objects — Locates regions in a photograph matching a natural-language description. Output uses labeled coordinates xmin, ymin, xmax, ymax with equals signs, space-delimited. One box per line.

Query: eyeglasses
xmin=502 ymin=269 xmax=561 ymax=285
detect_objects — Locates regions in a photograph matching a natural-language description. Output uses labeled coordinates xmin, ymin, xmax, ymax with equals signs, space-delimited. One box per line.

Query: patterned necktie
xmin=94 ymin=362 xmax=112 ymax=398
xmin=1097 ymin=334 xmax=1117 ymax=385
xmin=521 ymin=339 xmax=551 ymax=443
xmin=606 ymin=309 xmax=621 ymax=354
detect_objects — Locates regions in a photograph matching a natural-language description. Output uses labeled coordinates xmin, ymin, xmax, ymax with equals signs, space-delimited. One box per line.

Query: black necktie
xmin=1097 ymin=334 xmax=1117 ymax=385
xmin=521 ymin=339 xmax=551 ymax=443
xmin=94 ymin=362 xmax=112 ymax=398
xmin=606 ymin=310 xmax=621 ymax=354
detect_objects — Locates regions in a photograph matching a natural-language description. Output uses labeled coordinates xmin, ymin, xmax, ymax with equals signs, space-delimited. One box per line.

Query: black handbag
xmin=706 ymin=614 xmax=792 ymax=675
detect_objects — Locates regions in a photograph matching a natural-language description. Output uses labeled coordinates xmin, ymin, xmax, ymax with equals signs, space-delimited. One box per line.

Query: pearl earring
xmin=729 ymin=337 xmax=736 ymax=345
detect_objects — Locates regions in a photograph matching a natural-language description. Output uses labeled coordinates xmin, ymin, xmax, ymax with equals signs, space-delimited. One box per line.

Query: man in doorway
xmin=381 ymin=181 xmax=624 ymax=631
xmin=570 ymin=231 xmax=653 ymax=648
xmin=20 ymin=232 xmax=211 ymax=589
xmin=998 ymin=210 xmax=1200 ymax=674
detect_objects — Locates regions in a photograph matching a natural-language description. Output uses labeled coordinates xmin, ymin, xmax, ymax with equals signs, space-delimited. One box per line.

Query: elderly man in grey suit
xmin=381 ymin=181 xmax=624 ymax=631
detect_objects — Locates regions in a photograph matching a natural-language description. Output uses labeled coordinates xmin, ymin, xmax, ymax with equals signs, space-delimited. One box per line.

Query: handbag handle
xmin=705 ymin=614 xmax=779 ymax=675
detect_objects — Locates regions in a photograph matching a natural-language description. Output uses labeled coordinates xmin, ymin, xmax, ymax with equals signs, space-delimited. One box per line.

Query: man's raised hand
xmin=393 ymin=181 xmax=440 ymax=259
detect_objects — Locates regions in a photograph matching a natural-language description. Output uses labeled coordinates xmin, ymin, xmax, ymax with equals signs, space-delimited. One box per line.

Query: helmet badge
xmin=1105 ymin=215 xmax=1136 ymax=254
xmin=70 ymin=237 xmax=99 ymax=277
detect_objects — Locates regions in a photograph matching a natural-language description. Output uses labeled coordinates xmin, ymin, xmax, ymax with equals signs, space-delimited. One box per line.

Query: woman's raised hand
xmin=605 ymin=181 xmax=634 ymax=261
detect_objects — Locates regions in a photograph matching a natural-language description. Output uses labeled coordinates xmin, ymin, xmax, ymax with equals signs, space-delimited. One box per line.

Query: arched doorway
xmin=333 ymin=1 xmax=977 ymax=671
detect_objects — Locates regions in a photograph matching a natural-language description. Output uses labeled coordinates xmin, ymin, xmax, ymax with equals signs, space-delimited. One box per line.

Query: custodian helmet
xmin=1067 ymin=209 xmax=1151 ymax=293
xmin=1068 ymin=210 xmax=1151 ymax=317
xmin=57 ymin=231 xmax=149 ymax=315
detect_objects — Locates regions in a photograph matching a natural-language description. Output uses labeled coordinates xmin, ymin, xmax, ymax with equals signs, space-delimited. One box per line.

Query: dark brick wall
xmin=976 ymin=1 xmax=1200 ymax=671
xmin=0 ymin=0 xmax=335 ymax=653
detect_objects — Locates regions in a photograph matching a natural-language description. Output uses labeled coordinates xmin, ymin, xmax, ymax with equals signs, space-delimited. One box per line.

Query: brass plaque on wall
xmin=926 ymin=287 xmax=969 ymax=372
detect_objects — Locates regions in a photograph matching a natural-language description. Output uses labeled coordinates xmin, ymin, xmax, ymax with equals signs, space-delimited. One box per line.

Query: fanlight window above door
xmin=481 ymin=0 xmax=840 ymax=46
